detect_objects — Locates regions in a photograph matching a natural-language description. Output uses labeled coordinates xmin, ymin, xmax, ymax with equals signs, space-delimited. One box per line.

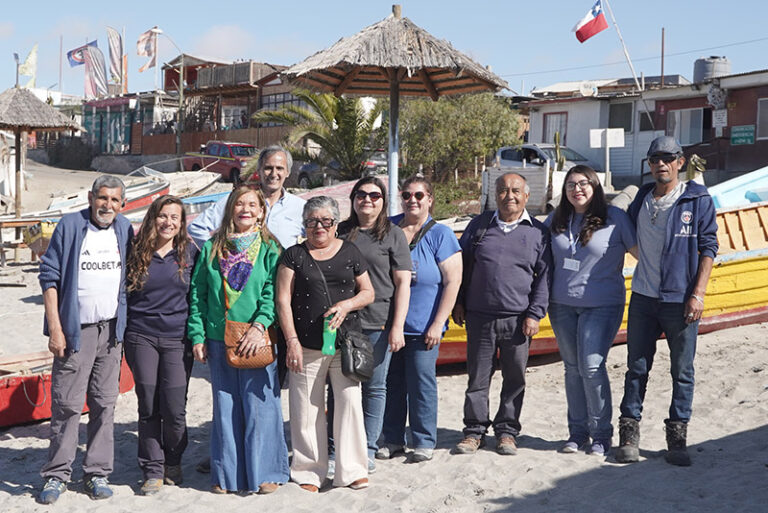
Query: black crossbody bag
xmin=304 ymin=243 xmax=374 ymax=382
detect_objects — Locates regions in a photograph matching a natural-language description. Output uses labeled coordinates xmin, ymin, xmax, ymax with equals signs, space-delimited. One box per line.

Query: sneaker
xmin=367 ymin=458 xmax=377 ymax=474
xmin=164 ymin=464 xmax=183 ymax=486
xmin=590 ymin=439 xmax=610 ymax=456
xmin=327 ymin=459 xmax=336 ymax=480
xmin=84 ymin=475 xmax=113 ymax=500
xmin=496 ymin=436 xmax=518 ymax=456
xmin=140 ymin=478 xmax=163 ymax=496
xmin=348 ymin=478 xmax=369 ymax=490
xmin=409 ymin=448 xmax=433 ymax=463
xmin=454 ymin=437 xmax=483 ymax=454
xmin=559 ymin=437 xmax=587 ymax=454
xmin=375 ymin=444 xmax=405 ymax=460
xmin=38 ymin=477 xmax=67 ymax=504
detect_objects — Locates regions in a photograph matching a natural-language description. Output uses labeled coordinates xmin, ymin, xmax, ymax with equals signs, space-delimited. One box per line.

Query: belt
xmin=80 ymin=318 xmax=115 ymax=329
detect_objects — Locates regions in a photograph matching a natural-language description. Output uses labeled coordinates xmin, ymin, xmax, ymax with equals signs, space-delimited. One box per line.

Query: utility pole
xmin=13 ymin=53 xmax=19 ymax=87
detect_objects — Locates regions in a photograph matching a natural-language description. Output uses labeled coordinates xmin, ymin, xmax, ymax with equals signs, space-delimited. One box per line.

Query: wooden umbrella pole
xmin=388 ymin=68 xmax=400 ymax=216
xmin=14 ymin=128 xmax=22 ymax=262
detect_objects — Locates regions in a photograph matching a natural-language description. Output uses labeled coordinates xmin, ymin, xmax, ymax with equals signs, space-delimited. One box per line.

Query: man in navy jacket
xmin=615 ymin=136 xmax=717 ymax=466
xmin=37 ymin=176 xmax=133 ymax=503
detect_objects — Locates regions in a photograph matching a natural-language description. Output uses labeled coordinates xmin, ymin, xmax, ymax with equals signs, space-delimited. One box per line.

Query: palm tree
xmin=251 ymin=89 xmax=384 ymax=180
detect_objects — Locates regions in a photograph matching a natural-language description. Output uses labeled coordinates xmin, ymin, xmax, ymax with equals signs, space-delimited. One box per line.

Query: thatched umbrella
xmin=283 ymin=4 xmax=509 ymax=214
xmin=0 ymin=86 xmax=83 ymax=218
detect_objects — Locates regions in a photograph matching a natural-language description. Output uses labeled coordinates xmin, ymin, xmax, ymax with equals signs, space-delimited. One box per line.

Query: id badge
xmin=563 ymin=258 xmax=580 ymax=271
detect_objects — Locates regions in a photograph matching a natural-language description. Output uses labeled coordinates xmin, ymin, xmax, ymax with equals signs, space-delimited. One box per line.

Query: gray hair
xmin=91 ymin=175 xmax=126 ymax=200
xmin=257 ymin=145 xmax=292 ymax=173
xmin=495 ymin=172 xmax=530 ymax=194
xmin=303 ymin=196 xmax=340 ymax=224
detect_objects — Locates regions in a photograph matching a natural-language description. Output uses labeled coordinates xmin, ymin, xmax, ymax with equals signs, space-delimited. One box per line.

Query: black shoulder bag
xmin=304 ymin=243 xmax=374 ymax=382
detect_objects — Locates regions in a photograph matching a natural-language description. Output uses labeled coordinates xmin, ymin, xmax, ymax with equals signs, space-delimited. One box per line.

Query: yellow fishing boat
xmin=437 ymin=201 xmax=768 ymax=364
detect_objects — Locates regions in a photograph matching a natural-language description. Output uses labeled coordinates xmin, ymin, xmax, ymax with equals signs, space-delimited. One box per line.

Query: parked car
xmin=296 ymin=152 xmax=388 ymax=189
xmin=495 ymin=144 xmax=601 ymax=172
xmin=181 ymin=141 xmax=258 ymax=183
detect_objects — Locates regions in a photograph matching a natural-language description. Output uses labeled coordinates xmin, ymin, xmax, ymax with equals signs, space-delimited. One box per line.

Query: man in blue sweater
xmin=615 ymin=136 xmax=718 ymax=466
xmin=452 ymin=172 xmax=552 ymax=456
xmin=37 ymin=176 xmax=134 ymax=503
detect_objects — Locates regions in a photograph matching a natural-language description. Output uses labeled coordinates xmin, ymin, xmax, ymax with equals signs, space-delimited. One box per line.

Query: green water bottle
xmin=321 ymin=315 xmax=336 ymax=355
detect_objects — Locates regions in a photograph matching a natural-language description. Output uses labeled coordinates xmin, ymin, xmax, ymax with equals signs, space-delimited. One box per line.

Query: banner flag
xmin=67 ymin=40 xmax=98 ymax=67
xmin=573 ymin=0 xmax=609 ymax=43
xmin=83 ymin=46 xmax=109 ymax=99
xmin=106 ymin=26 xmax=123 ymax=84
xmin=18 ymin=44 xmax=38 ymax=88
xmin=137 ymin=27 xmax=157 ymax=72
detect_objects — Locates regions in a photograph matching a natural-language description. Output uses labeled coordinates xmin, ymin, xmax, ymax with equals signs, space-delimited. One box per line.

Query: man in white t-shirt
xmin=37 ymin=176 xmax=134 ymax=504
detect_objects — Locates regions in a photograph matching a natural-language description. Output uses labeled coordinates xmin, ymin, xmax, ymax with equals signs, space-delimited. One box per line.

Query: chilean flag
xmin=573 ymin=1 xmax=609 ymax=43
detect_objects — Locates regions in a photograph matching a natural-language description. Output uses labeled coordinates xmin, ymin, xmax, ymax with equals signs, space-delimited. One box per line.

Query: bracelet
xmin=691 ymin=294 xmax=704 ymax=304
xmin=251 ymin=322 xmax=265 ymax=332
xmin=286 ymin=336 xmax=299 ymax=343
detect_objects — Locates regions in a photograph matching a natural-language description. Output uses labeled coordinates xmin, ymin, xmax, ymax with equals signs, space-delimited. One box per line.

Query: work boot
xmin=614 ymin=417 xmax=640 ymax=463
xmin=664 ymin=421 xmax=692 ymax=466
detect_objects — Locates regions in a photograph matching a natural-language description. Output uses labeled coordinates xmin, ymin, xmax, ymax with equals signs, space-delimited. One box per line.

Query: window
xmin=639 ymin=111 xmax=655 ymax=131
xmin=758 ymin=98 xmax=768 ymax=139
xmin=500 ymin=148 xmax=521 ymax=161
xmin=609 ymin=103 xmax=633 ymax=132
xmin=257 ymin=93 xmax=306 ymax=127
xmin=667 ymin=108 xmax=712 ymax=145
xmin=543 ymin=112 xmax=567 ymax=145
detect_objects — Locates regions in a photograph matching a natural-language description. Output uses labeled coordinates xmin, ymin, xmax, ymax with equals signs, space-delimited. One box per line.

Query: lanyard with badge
xmin=563 ymin=214 xmax=581 ymax=271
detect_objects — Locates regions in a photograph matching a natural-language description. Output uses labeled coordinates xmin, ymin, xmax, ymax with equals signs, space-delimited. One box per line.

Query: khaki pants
xmin=289 ymin=348 xmax=367 ymax=487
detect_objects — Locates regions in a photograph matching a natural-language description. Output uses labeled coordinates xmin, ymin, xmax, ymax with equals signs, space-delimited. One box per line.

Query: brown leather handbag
xmin=224 ymin=319 xmax=277 ymax=369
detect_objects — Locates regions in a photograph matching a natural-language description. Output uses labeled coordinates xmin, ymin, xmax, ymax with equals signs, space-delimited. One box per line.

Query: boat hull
xmin=0 ymin=354 xmax=134 ymax=428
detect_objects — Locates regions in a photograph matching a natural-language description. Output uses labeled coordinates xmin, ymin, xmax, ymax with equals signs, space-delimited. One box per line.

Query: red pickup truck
xmin=182 ymin=141 xmax=258 ymax=183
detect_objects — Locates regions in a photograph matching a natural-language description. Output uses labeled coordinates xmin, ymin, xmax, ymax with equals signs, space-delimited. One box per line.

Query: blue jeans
xmin=328 ymin=329 xmax=392 ymax=459
xmin=382 ymin=335 xmax=440 ymax=449
xmin=619 ymin=293 xmax=699 ymax=423
xmin=207 ymin=339 xmax=289 ymax=492
xmin=549 ymin=303 xmax=624 ymax=442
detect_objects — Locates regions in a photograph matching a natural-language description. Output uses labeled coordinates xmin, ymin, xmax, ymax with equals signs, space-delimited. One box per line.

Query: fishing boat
xmin=0 ymin=352 xmax=134 ymax=428
xmin=708 ymin=165 xmax=768 ymax=209
xmin=437 ymin=200 xmax=768 ymax=365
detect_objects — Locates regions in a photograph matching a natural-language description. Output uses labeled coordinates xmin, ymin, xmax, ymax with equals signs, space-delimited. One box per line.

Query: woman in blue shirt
xmin=546 ymin=166 xmax=637 ymax=457
xmin=125 ymin=195 xmax=198 ymax=495
xmin=379 ymin=176 xmax=462 ymax=463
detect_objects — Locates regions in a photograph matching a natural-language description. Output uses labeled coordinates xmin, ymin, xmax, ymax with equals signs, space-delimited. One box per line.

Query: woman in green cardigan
xmin=187 ymin=185 xmax=289 ymax=495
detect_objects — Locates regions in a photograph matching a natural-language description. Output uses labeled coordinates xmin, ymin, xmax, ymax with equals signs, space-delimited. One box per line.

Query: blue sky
xmin=2 ymin=0 xmax=765 ymax=97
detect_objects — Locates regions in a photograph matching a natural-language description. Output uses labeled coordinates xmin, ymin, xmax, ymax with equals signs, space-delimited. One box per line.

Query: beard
xmin=93 ymin=210 xmax=115 ymax=227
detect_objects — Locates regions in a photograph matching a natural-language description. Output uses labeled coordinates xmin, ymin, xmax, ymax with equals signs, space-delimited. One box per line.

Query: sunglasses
xmin=401 ymin=191 xmax=428 ymax=201
xmin=304 ymin=217 xmax=336 ymax=229
xmin=648 ymin=154 xmax=679 ymax=165
xmin=565 ymin=180 xmax=592 ymax=191
xmin=354 ymin=190 xmax=383 ymax=201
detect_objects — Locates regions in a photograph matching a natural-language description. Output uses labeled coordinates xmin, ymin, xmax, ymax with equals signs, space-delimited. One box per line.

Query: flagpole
xmin=603 ymin=0 xmax=654 ymax=130
xmin=59 ymin=35 xmax=63 ymax=92
xmin=122 ymin=26 xmax=126 ymax=95
xmin=154 ymin=36 xmax=159 ymax=91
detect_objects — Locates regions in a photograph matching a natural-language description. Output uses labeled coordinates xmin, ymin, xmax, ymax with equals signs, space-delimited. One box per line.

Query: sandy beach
xmin=1 ymin=166 xmax=767 ymax=512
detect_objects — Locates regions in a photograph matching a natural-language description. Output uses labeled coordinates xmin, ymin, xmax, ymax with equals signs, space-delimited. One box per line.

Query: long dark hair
xmin=209 ymin=185 xmax=275 ymax=261
xmin=550 ymin=165 xmax=607 ymax=246
xmin=339 ymin=176 xmax=391 ymax=242
xmin=127 ymin=195 xmax=190 ymax=292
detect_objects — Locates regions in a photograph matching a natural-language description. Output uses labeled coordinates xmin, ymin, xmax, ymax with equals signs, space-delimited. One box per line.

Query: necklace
xmin=307 ymin=240 xmax=335 ymax=257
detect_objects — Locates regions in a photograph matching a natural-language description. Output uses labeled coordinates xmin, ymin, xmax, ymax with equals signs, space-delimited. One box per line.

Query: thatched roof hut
xmin=0 ymin=87 xmax=82 ymax=132
xmin=284 ymin=6 xmax=508 ymax=100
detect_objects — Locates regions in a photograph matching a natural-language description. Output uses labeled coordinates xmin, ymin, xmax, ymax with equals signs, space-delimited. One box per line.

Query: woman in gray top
xmin=328 ymin=177 xmax=412 ymax=473
xmin=546 ymin=165 xmax=637 ymax=457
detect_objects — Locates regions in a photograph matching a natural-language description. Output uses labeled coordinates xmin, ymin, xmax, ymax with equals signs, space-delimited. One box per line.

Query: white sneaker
xmin=375 ymin=443 xmax=405 ymax=460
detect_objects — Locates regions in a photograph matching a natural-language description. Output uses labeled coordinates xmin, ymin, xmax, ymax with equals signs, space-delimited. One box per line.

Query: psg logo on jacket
xmin=681 ymin=211 xmax=693 ymax=224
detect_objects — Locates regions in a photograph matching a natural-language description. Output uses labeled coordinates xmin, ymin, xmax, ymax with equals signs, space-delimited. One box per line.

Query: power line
xmin=500 ymin=36 xmax=768 ymax=78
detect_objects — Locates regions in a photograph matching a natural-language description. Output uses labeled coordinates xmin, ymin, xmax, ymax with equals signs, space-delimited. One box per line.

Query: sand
xmin=1 ymin=165 xmax=766 ymax=512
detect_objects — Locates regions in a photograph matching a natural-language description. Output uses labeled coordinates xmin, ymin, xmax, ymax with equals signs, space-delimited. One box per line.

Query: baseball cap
xmin=647 ymin=136 xmax=683 ymax=157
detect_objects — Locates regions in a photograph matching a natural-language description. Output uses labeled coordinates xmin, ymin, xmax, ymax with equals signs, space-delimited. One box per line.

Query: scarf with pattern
xmin=220 ymin=229 xmax=262 ymax=308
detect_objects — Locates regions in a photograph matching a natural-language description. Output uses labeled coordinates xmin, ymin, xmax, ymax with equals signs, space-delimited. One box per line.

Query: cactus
xmin=553 ymin=131 xmax=566 ymax=171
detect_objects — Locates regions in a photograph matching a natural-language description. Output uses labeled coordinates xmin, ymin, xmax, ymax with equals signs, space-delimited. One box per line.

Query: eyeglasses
xmin=354 ymin=190 xmax=383 ymax=201
xmin=648 ymin=154 xmax=679 ymax=165
xmin=401 ymin=191 xmax=428 ymax=201
xmin=304 ymin=217 xmax=336 ymax=229
xmin=565 ymin=180 xmax=592 ymax=191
